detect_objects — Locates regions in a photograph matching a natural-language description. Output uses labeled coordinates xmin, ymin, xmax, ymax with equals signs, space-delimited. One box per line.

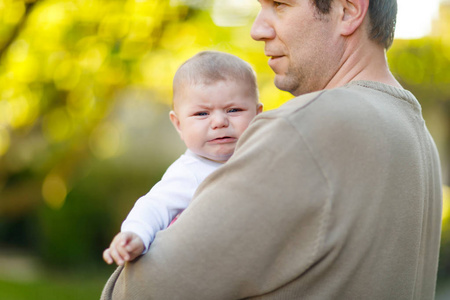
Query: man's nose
xmin=250 ymin=10 xmax=276 ymax=41
xmin=211 ymin=113 xmax=229 ymax=129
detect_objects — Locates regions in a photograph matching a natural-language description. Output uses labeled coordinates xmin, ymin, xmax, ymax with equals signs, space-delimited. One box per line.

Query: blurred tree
xmin=388 ymin=37 xmax=450 ymax=184
xmin=0 ymin=0 xmax=290 ymax=267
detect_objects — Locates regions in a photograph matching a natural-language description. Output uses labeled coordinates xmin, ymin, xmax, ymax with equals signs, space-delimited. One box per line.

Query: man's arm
xmin=102 ymin=115 xmax=330 ymax=299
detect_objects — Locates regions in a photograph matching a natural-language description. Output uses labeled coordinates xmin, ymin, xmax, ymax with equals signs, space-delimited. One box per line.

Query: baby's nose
xmin=211 ymin=113 xmax=229 ymax=129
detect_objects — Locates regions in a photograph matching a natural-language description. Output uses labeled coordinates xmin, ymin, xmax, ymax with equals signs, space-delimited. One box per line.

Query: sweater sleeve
xmin=121 ymin=159 xmax=199 ymax=253
xmin=104 ymin=115 xmax=330 ymax=299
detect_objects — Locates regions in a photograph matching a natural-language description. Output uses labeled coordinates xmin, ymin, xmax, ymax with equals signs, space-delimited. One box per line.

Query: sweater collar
xmin=346 ymin=80 xmax=421 ymax=113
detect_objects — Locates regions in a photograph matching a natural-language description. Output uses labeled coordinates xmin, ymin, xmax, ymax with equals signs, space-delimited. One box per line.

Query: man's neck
xmin=325 ymin=39 xmax=401 ymax=90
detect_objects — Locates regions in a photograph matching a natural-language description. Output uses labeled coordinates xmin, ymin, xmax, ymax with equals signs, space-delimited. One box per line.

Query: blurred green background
xmin=0 ymin=0 xmax=449 ymax=299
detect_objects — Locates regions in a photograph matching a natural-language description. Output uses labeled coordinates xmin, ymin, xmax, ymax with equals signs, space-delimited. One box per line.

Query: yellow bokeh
xmin=9 ymin=95 xmax=31 ymax=128
xmin=53 ymin=59 xmax=81 ymax=90
xmin=396 ymin=51 xmax=426 ymax=85
xmin=42 ymin=173 xmax=67 ymax=210
xmin=139 ymin=51 xmax=178 ymax=101
xmin=31 ymin=1 xmax=76 ymax=30
xmin=89 ymin=122 xmax=123 ymax=160
xmin=23 ymin=1 xmax=77 ymax=52
xmin=259 ymin=82 xmax=292 ymax=111
xmin=77 ymin=40 xmax=108 ymax=73
xmin=0 ymin=125 xmax=10 ymax=156
xmin=98 ymin=14 xmax=130 ymax=40
xmin=67 ymin=87 xmax=95 ymax=118
xmin=7 ymin=39 xmax=29 ymax=62
xmin=443 ymin=185 xmax=450 ymax=224
xmin=0 ymin=0 xmax=26 ymax=25
xmin=160 ymin=23 xmax=199 ymax=51
xmin=119 ymin=38 xmax=153 ymax=60
xmin=0 ymin=100 xmax=12 ymax=126
xmin=0 ymin=84 xmax=39 ymax=129
xmin=6 ymin=40 xmax=40 ymax=82
xmin=42 ymin=108 xmax=72 ymax=142
xmin=126 ymin=15 xmax=156 ymax=40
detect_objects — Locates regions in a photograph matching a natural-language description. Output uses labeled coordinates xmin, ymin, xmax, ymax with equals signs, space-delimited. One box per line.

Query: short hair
xmin=311 ymin=0 xmax=397 ymax=49
xmin=173 ymin=51 xmax=258 ymax=103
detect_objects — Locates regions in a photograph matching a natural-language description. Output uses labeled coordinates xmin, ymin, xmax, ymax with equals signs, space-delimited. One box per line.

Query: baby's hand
xmin=103 ymin=232 xmax=145 ymax=266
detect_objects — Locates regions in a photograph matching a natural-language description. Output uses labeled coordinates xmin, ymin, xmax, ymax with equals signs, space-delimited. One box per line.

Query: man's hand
xmin=103 ymin=232 xmax=145 ymax=266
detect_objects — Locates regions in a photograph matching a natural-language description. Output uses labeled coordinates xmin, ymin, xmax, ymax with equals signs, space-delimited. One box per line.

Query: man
xmin=102 ymin=0 xmax=443 ymax=299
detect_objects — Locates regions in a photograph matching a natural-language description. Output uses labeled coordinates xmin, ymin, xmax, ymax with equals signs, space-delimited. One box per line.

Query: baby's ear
xmin=257 ymin=103 xmax=263 ymax=114
xmin=169 ymin=111 xmax=184 ymax=140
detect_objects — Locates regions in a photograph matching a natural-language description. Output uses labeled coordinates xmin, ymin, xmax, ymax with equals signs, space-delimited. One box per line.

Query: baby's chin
xmin=202 ymin=152 xmax=233 ymax=163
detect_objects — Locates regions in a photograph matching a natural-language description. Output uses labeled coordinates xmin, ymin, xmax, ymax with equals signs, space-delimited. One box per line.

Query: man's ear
xmin=169 ymin=111 xmax=184 ymax=141
xmin=336 ymin=0 xmax=369 ymax=37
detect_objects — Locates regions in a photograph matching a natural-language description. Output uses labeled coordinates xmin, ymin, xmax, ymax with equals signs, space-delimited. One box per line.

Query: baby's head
xmin=170 ymin=51 xmax=262 ymax=163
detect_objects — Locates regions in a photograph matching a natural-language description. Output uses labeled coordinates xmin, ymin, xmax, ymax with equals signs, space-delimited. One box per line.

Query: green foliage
xmin=388 ymin=38 xmax=450 ymax=104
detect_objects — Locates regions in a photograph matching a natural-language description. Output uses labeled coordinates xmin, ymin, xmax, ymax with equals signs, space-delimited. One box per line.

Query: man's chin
xmin=274 ymin=75 xmax=298 ymax=96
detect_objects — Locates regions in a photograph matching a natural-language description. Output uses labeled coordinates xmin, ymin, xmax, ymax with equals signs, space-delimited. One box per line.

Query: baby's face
xmin=170 ymin=80 xmax=262 ymax=162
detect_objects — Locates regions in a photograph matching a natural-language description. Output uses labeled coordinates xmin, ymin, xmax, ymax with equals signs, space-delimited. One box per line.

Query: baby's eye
xmin=228 ymin=108 xmax=243 ymax=113
xmin=194 ymin=112 xmax=208 ymax=116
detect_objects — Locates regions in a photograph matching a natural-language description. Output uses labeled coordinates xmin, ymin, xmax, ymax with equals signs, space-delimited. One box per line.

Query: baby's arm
xmin=103 ymin=232 xmax=145 ymax=266
xmin=120 ymin=157 xmax=208 ymax=253
xmin=104 ymin=153 xmax=219 ymax=265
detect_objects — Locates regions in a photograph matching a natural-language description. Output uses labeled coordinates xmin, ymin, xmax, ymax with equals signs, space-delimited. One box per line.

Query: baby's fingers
xmin=126 ymin=238 xmax=145 ymax=257
xmin=103 ymin=248 xmax=114 ymax=264
xmin=109 ymin=245 xmax=128 ymax=266
xmin=116 ymin=244 xmax=132 ymax=262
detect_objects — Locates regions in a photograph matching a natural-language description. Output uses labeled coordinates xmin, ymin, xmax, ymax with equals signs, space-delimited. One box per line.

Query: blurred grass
xmin=0 ymin=269 xmax=449 ymax=300
xmin=0 ymin=267 xmax=111 ymax=300
xmin=0 ymin=281 xmax=98 ymax=300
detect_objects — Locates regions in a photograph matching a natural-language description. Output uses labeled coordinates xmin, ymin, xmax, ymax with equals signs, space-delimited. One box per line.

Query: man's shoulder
xmin=257 ymin=90 xmax=324 ymax=120
xmin=257 ymin=85 xmax=367 ymax=121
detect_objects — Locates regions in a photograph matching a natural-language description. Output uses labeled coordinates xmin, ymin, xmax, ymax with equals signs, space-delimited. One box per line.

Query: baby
xmin=103 ymin=51 xmax=262 ymax=265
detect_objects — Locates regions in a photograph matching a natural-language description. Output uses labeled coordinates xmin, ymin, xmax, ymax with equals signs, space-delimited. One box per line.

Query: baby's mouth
xmin=209 ymin=136 xmax=237 ymax=143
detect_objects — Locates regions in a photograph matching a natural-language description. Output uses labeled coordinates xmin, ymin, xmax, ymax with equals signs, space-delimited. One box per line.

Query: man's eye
xmin=273 ymin=1 xmax=285 ymax=8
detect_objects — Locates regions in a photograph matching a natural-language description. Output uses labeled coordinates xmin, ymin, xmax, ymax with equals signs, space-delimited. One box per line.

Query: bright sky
xmin=396 ymin=0 xmax=441 ymax=39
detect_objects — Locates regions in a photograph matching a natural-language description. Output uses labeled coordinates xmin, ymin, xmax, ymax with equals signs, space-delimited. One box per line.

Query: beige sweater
xmin=101 ymin=81 xmax=442 ymax=300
